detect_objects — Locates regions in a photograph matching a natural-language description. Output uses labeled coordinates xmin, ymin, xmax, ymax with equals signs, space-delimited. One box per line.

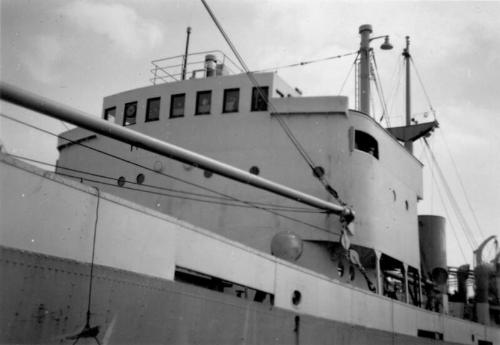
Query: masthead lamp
xmin=380 ymin=35 xmax=393 ymax=50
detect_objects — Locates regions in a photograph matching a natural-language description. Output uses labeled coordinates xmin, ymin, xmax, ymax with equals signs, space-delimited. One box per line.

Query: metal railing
xmin=150 ymin=50 xmax=244 ymax=85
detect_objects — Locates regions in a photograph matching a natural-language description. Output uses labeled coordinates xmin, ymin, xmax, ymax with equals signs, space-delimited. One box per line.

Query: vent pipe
xmin=205 ymin=54 xmax=217 ymax=77
xmin=181 ymin=27 xmax=192 ymax=80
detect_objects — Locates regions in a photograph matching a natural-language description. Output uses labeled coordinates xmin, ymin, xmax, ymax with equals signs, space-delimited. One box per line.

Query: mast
xmin=387 ymin=36 xmax=438 ymax=152
xmin=181 ymin=27 xmax=192 ymax=80
xmin=358 ymin=25 xmax=393 ymax=116
xmin=358 ymin=25 xmax=372 ymax=116
xmin=403 ymin=36 xmax=412 ymax=153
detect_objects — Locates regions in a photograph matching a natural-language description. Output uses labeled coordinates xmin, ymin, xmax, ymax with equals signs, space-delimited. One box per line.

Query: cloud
xmin=58 ymin=1 xmax=163 ymax=58
xmin=21 ymin=35 xmax=63 ymax=84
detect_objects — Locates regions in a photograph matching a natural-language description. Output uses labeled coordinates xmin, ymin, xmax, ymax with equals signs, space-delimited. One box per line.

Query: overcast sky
xmin=1 ymin=0 xmax=499 ymax=267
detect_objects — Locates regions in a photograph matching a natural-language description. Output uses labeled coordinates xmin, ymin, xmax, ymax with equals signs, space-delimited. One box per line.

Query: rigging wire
xmin=338 ymin=52 xmax=359 ymax=95
xmin=370 ymin=52 xmax=391 ymax=127
xmin=410 ymin=54 xmax=489 ymax=255
xmin=387 ymin=56 xmax=405 ymax=120
xmin=8 ymin=153 xmax=322 ymax=213
xmin=410 ymin=57 xmax=436 ymax=120
xmin=421 ymin=143 xmax=468 ymax=263
xmin=200 ymin=0 xmax=348 ymax=207
xmin=85 ymin=187 xmax=100 ymax=336
xmin=1 ymin=113 xmax=339 ymax=235
xmin=423 ymin=138 xmax=478 ymax=250
xmin=253 ymin=51 xmax=359 ymax=73
xmin=55 ymin=173 xmax=331 ymax=225
xmin=437 ymin=129 xmax=486 ymax=241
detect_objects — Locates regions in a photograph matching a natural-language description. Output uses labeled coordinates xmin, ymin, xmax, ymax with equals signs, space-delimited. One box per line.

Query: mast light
xmin=380 ymin=36 xmax=393 ymax=50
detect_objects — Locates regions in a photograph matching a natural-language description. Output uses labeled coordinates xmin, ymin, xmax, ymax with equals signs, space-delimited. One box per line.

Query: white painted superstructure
xmin=2 ymin=154 xmax=498 ymax=344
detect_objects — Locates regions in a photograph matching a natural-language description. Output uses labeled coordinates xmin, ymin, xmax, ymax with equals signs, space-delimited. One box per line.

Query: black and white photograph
xmin=1 ymin=1 xmax=499 ymax=344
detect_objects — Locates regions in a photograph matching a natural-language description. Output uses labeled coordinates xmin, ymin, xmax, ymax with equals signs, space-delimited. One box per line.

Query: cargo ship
xmin=0 ymin=3 xmax=499 ymax=344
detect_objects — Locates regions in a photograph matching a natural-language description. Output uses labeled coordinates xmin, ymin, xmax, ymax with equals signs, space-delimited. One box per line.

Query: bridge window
xmin=170 ymin=93 xmax=185 ymax=118
xmin=104 ymin=107 xmax=116 ymax=122
xmin=223 ymin=88 xmax=239 ymax=113
xmin=195 ymin=90 xmax=212 ymax=115
xmin=146 ymin=97 xmax=161 ymax=122
xmin=123 ymin=101 xmax=137 ymax=126
xmin=354 ymin=130 xmax=379 ymax=159
xmin=251 ymin=86 xmax=269 ymax=111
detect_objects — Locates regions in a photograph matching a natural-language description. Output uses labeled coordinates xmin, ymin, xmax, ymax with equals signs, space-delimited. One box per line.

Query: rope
xmin=253 ymin=51 xmax=359 ymax=73
xmin=424 ymin=138 xmax=477 ymax=249
xmin=421 ymin=144 xmax=468 ymax=263
xmin=338 ymin=52 xmax=359 ymax=95
xmin=438 ymin=129 xmax=485 ymax=241
xmin=9 ymin=153 xmax=320 ymax=213
xmin=387 ymin=57 xmax=405 ymax=121
xmin=1 ymin=113 xmax=338 ymax=235
xmin=370 ymin=52 xmax=391 ymax=127
xmin=200 ymin=0 xmax=348 ymax=207
xmin=69 ymin=188 xmax=102 ymax=344
xmin=410 ymin=56 xmax=436 ymax=120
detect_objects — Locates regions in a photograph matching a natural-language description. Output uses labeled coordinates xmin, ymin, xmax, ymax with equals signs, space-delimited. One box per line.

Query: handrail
xmin=0 ymin=82 xmax=355 ymax=222
xmin=150 ymin=50 xmax=244 ymax=84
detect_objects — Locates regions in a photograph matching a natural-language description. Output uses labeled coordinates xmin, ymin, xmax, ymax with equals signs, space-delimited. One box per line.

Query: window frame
xmin=354 ymin=130 xmax=379 ymax=159
xmin=195 ymin=90 xmax=212 ymax=116
xmin=170 ymin=93 xmax=186 ymax=119
xmin=104 ymin=106 xmax=116 ymax=122
xmin=123 ymin=101 xmax=138 ymax=126
xmin=145 ymin=97 xmax=161 ymax=122
xmin=251 ymin=86 xmax=269 ymax=112
xmin=222 ymin=88 xmax=240 ymax=113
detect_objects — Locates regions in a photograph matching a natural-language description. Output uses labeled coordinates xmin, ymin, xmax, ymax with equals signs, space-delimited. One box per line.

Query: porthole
xmin=117 ymin=176 xmax=126 ymax=187
xmin=249 ymin=166 xmax=260 ymax=175
xmin=204 ymin=170 xmax=213 ymax=178
xmin=291 ymin=290 xmax=302 ymax=305
xmin=136 ymin=173 xmax=145 ymax=185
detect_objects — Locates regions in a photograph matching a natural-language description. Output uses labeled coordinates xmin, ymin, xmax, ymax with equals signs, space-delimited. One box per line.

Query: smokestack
xmin=418 ymin=215 xmax=448 ymax=285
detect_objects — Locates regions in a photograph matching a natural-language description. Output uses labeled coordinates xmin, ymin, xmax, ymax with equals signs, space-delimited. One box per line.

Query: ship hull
xmin=1 ymin=245 xmax=462 ymax=345
xmin=1 ymin=154 xmax=498 ymax=344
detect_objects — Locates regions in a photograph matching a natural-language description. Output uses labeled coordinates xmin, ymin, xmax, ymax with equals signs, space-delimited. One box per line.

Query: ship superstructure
xmin=0 ymin=16 xmax=499 ymax=345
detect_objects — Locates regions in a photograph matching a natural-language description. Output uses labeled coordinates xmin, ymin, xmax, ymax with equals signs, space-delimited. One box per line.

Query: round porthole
xmin=249 ymin=166 xmax=260 ymax=175
xmin=204 ymin=170 xmax=213 ymax=178
xmin=136 ymin=173 xmax=145 ymax=185
xmin=117 ymin=176 xmax=126 ymax=187
xmin=292 ymin=290 xmax=302 ymax=305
